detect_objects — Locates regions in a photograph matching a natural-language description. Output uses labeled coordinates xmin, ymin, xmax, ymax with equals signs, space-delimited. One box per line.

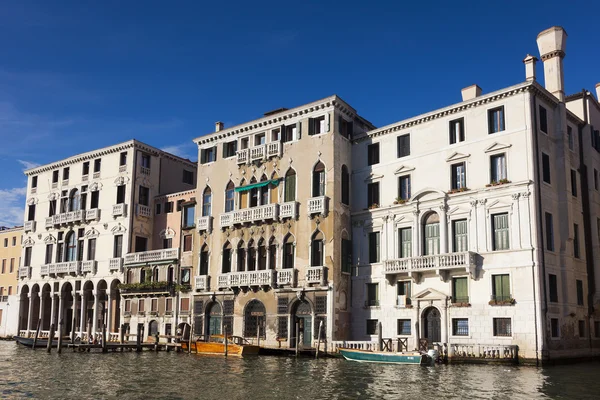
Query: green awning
xmin=235 ymin=179 xmax=280 ymax=192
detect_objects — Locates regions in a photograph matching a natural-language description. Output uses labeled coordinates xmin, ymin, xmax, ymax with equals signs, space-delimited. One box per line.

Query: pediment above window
xmin=364 ymin=173 xmax=384 ymax=183
xmin=484 ymin=142 xmax=512 ymax=153
xmin=23 ymin=237 xmax=35 ymax=247
xmin=159 ymin=227 xmax=176 ymax=239
xmin=85 ymin=228 xmax=100 ymax=238
xmin=111 ymin=223 xmax=127 ymax=235
xmin=445 ymin=152 xmax=470 ymax=162
xmin=412 ymin=287 xmax=449 ymax=301
xmin=44 ymin=234 xmax=56 ymax=244
xmin=394 ymin=165 xmax=415 ymax=175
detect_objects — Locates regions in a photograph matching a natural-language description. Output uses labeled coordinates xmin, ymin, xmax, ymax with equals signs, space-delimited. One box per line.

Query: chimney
xmin=215 ymin=121 xmax=224 ymax=132
xmin=596 ymin=83 xmax=600 ymax=102
xmin=523 ymin=54 xmax=538 ymax=82
xmin=461 ymin=84 xmax=482 ymax=101
xmin=536 ymin=26 xmax=567 ymax=102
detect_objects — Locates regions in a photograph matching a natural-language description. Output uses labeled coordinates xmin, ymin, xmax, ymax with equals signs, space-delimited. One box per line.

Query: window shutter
xmin=502 ymin=275 xmax=510 ymax=298
xmin=213 ymin=146 xmax=217 ymax=162
xmin=325 ymin=114 xmax=330 ymax=133
xmin=348 ymin=121 xmax=353 ymax=138
xmin=296 ymin=121 xmax=301 ymax=140
xmin=222 ymin=143 xmax=226 ymax=159
xmin=494 ymin=213 xmax=509 ymax=250
xmin=308 ymin=118 xmax=315 ymax=135
xmin=200 ymin=149 xmax=206 ymax=164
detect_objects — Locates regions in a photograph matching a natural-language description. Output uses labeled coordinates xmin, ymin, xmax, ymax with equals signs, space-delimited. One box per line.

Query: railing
xmin=306 ymin=266 xmax=327 ymax=285
xmin=140 ymin=166 xmax=151 ymax=175
xmin=85 ymin=208 xmax=100 ymax=221
xmin=81 ymin=260 xmax=96 ymax=274
xmin=120 ymin=283 xmax=173 ymax=295
xmin=93 ymin=172 xmax=101 ymax=179
xmin=384 ymin=251 xmax=476 ymax=275
xmin=119 ymin=165 xmax=127 ymax=173
xmin=19 ymin=267 xmax=31 ymax=279
xmin=112 ymin=203 xmax=127 ymax=217
xmin=307 ymin=196 xmax=328 ymax=215
xmin=279 ymin=201 xmax=298 ymax=219
xmin=217 ymin=274 xmax=228 ymax=288
xmin=219 ymin=213 xmax=233 ymax=228
xmin=53 ymin=210 xmax=85 ymax=225
xmin=266 ymin=141 xmax=281 ymax=158
xmin=52 ymin=182 xmax=58 ymax=189
xmin=48 ymin=261 xmax=81 ymax=275
xmin=276 ymin=269 xmax=296 ymax=287
xmin=195 ymin=275 xmax=209 ymax=291
xmin=40 ymin=265 xmax=49 ymax=276
xmin=136 ymin=204 xmax=151 ymax=217
xmin=236 ymin=148 xmax=249 ymax=164
xmin=109 ymin=258 xmax=123 ymax=271
xmin=250 ymin=144 xmax=266 ymax=161
xmin=218 ymin=270 xmax=275 ymax=288
xmin=45 ymin=217 xmax=53 ymax=228
xmin=331 ymin=341 xmax=379 ymax=353
xmin=252 ymin=204 xmax=278 ymax=221
xmin=197 ymin=216 xmax=213 ymax=233
xmin=124 ymin=248 xmax=180 ymax=264
xmin=450 ymin=344 xmax=518 ymax=361
xmin=82 ymin=175 xmax=89 ymax=182
xmin=220 ymin=204 xmax=280 ymax=228
xmin=31 ymin=187 xmax=37 ymax=194
xmin=24 ymin=220 xmax=36 ymax=233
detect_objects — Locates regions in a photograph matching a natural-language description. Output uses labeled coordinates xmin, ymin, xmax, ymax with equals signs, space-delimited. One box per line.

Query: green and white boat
xmin=339 ymin=348 xmax=434 ymax=365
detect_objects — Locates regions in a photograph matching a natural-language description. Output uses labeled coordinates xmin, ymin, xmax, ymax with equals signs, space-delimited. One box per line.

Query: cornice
xmin=155 ymin=189 xmax=196 ymax=201
xmin=0 ymin=226 xmax=24 ymax=234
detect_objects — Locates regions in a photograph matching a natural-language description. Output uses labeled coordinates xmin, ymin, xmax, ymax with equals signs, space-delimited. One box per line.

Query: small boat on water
xmin=181 ymin=335 xmax=260 ymax=356
xmin=14 ymin=336 xmax=60 ymax=348
xmin=339 ymin=348 xmax=435 ymax=365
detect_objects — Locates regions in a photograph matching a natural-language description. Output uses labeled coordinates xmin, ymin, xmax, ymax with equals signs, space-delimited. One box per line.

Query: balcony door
xmin=423 ymin=212 xmax=440 ymax=256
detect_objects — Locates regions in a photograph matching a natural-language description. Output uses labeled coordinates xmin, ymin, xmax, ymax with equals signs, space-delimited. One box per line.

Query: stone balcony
xmin=19 ymin=267 xmax=31 ymax=279
xmin=109 ymin=257 xmax=123 ymax=271
xmin=197 ymin=216 xmax=213 ymax=233
xmin=217 ymin=270 xmax=275 ymax=289
xmin=250 ymin=145 xmax=266 ymax=162
xmin=266 ymin=141 xmax=281 ymax=158
xmin=307 ymin=196 xmax=328 ymax=216
xmin=112 ymin=203 xmax=127 ymax=217
xmin=24 ymin=220 xmax=36 ymax=233
xmin=44 ymin=208 xmax=102 ymax=228
xmin=276 ymin=268 xmax=297 ymax=287
xmin=195 ymin=275 xmax=210 ymax=291
xmin=136 ymin=204 xmax=152 ymax=218
xmin=124 ymin=248 xmax=180 ymax=265
xmin=279 ymin=201 xmax=299 ymax=219
xmin=236 ymin=142 xmax=281 ymax=165
xmin=85 ymin=208 xmax=101 ymax=222
xmin=236 ymin=148 xmax=249 ymax=164
xmin=219 ymin=204 xmax=279 ymax=228
xmin=41 ymin=261 xmax=81 ymax=276
xmin=81 ymin=260 xmax=96 ymax=274
xmin=306 ymin=266 xmax=327 ymax=285
xmin=384 ymin=251 xmax=476 ymax=279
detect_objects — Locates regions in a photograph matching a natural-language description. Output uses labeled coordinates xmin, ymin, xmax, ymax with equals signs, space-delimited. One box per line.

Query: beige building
xmin=0 ymin=226 xmax=22 ymax=337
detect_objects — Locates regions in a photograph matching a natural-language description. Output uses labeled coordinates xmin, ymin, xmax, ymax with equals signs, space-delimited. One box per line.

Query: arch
xmin=312 ymin=161 xmax=326 ymax=197
xmin=310 ymin=230 xmax=325 ymax=267
xmin=206 ymin=301 xmax=223 ymax=336
xmin=19 ymin=285 xmax=30 ymax=331
xmin=282 ymin=233 xmax=295 ymax=269
xmin=244 ymin=300 xmax=266 ymax=339
xmin=249 ymin=177 xmax=259 ymax=208
xmin=422 ymin=211 xmax=440 ymax=256
xmin=41 ymin=283 xmax=52 ymax=330
xmin=127 ymin=269 xmax=135 ymax=284
xmin=61 ymin=282 xmax=74 ymax=334
xmin=421 ymin=306 xmax=441 ymax=344
xmin=167 ymin=266 xmax=174 ymax=283
xmin=260 ymin=174 xmax=269 ymax=205
xmin=291 ymin=300 xmax=313 ymax=348
xmin=202 ymin=186 xmax=212 ymax=217
xmin=69 ymin=188 xmax=80 ymax=211
xmin=199 ymin=244 xmax=209 ymax=275
xmin=257 ymin=238 xmax=267 ymax=270
xmin=178 ymin=322 xmax=191 ymax=341
xmin=140 ymin=268 xmax=147 ymax=283
xmin=222 ymin=241 xmax=232 ymax=273
xmin=410 ymin=187 xmax=446 ymax=202
xmin=284 ymin=168 xmax=297 ymax=202
xmin=237 ymin=240 xmax=246 ymax=272
xmin=341 ymin=164 xmax=350 ymax=205
xmin=247 ymin=239 xmax=257 ymax=271
xmin=152 ymin=267 xmax=160 ymax=282
xmin=268 ymin=237 xmax=277 ymax=269
xmin=225 ymin=180 xmax=235 ymax=212
xmin=148 ymin=320 xmax=159 ymax=336
xmin=65 ymin=231 xmax=77 ymax=262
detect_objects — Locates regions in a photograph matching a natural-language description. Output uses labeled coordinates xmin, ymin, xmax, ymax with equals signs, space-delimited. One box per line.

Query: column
xmin=477 ymin=199 xmax=488 ymax=252
xmin=58 ymin=293 xmax=64 ymax=325
xmin=71 ymin=291 xmax=78 ymax=338
xmin=266 ymin=246 xmax=271 ymax=270
xmin=412 ymin=210 xmax=420 ymax=257
xmin=106 ymin=293 xmax=112 ymax=333
xmin=26 ymin=294 xmax=34 ymax=332
xmin=49 ymin=294 xmax=57 ymax=328
xmin=79 ymin=292 xmax=87 ymax=334
xmin=439 ymin=204 xmax=448 ymax=254
xmin=92 ymin=291 xmax=98 ymax=335
xmin=440 ymin=304 xmax=448 ymax=345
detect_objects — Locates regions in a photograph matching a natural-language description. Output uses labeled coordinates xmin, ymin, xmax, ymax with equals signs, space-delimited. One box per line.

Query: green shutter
xmin=493 ymin=213 xmax=509 ymax=250
xmin=285 ymin=173 xmax=296 ymax=202
xmin=399 ymin=228 xmax=412 ymax=258
xmin=424 ymin=223 xmax=440 ymax=255
xmin=453 ymin=220 xmax=468 ymax=252
xmin=493 ymin=274 xmax=510 ymax=300
xmin=453 ymin=277 xmax=468 ymax=302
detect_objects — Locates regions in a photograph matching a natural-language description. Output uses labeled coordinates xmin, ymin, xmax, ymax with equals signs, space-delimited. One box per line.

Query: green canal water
xmin=0 ymin=341 xmax=599 ymax=399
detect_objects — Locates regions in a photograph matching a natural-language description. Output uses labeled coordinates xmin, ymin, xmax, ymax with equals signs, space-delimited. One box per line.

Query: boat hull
xmin=13 ymin=336 xmax=59 ymax=348
xmin=181 ymin=340 xmax=259 ymax=356
xmin=339 ymin=348 xmax=428 ymax=365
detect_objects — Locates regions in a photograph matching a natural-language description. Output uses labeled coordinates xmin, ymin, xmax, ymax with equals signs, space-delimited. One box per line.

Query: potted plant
xmin=368 ymin=203 xmax=380 ymax=210
xmin=393 ymin=197 xmax=408 ymax=205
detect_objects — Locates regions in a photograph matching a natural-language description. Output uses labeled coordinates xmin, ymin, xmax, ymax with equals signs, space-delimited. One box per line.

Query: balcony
xmin=276 ymin=269 xmax=296 ymax=287
xmin=112 ymin=203 xmax=127 ymax=217
xmin=140 ymin=166 xmax=151 ymax=175
xmin=93 ymin=171 xmax=100 ymax=179
xmin=250 ymin=145 xmax=266 ymax=162
xmin=119 ymin=165 xmax=127 ymax=173
xmin=197 ymin=216 xmax=213 ymax=233
xmin=119 ymin=282 xmax=173 ymax=295
xmin=307 ymin=196 xmax=328 ymax=216
xmin=384 ymin=251 xmax=476 ymax=278
xmin=109 ymin=258 xmax=123 ymax=271
xmin=279 ymin=201 xmax=298 ymax=219
xmin=53 ymin=210 xmax=85 ymax=226
xmin=306 ymin=266 xmax=327 ymax=285
xmin=85 ymin=208 xmax=101 ymax=222
xmin=45 ymin=217 xmax=53 ymax=228
xmin=236 ymin=148 xmax=249 ymax=164
xmin=195 ymin=275 xmax=210 ymax=291
xmin=124 ymin=248 xmax=180 ymax=265
xmin=217 ymin=270 xmax=275 ymax=289
xmin=220 ymin=213 xmax=233 ymax=228
xmin=44 ymin=261 xmax=81 ymax=275
xmin=136 ymin=204 xmax=151 ymax=217
xmin=220 ymin=204 xmax=279 ymax=228
xmin=19 ymin=267 xmax=31 ymax=279
xmin=266 ymin=141 xmax=281 ymax=158
xmin=81 ymin=260 xmax=96 ymax=274
xmin=24 ymin=221 xmax=36 ymax=233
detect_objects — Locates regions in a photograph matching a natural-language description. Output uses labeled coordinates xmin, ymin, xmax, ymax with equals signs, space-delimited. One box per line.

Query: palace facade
xmin=0 ymin=226 xmax=22 ymax=337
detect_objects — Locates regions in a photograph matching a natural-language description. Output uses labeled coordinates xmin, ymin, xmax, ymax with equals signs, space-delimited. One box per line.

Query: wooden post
xmin=187 ymin=324 xmax=193 ymax=354
xmin=46 ymin=323 xmax=55 ymax=353
xmin=257 ymin=324 xmax=260 ymax=348
xmin=119 ymin=324 xmax=125 ymax=353
xmin=57 ymin=319 xmax=64 ymax=354
xmin=32 ymin=319 xmax=41 ymax=350
xmin=377 ymin=322 xmax=382 ymax=352
xmin=102 ymin=324 xmax=107 ymax=353
xmin=315 ymin=321 xmax=323 ymax=359
xmin=136 ymin=324 xmax=142 ymax=352
xmin=295 ymin=320 xmax=299 ymax=357
xmin=87 ymin=319 xmax=92 ymax=352
xmin=155 ymin=333 xmax=159 ymax=352
xmin=224 ymin=326 xmax=228 ymax=357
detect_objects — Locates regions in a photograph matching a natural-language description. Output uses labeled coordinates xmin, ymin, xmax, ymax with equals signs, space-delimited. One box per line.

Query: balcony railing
xmin=53 ymin=210 xmax=85 ymax=225
xmin=217 ymin=270 xmax=275 ymax=289
xmin=45 ymin=217 xmax=53 ymax=228
xmin=384 ymin=251 xmax=476 ymax=276
xmin=250 ymin=145 xmax=266 ymax=162
xmin=124 ymin=248 xmax=180 ymax=265
xmin=279 ymin=201 xmax=298 ymax=219
xmin=112 ymin=203 xmax=127 ymax=217
xmin=266 ymin=141 xmax=281 ymax=158
xmin=109 ymin=258 xmax=123 ymax=271
xmin=136 ymin=204 xmax=151 ymax=217
xmin=85 ymin=208 xmax=101 ymax=221
xmin=236 ymin=148 xmax=249 ymax=164
xmin=195 ymin=275 xmax=210 ymax=291
xmin=306 ymin=266 xmax=327 ymax=285
xmin=119 ymin=165 xmax=127 ymax=173
xmin=140 ymin=166 xmax=151 ymax=175
xmin=44 ymin=261 xmax=81 ymax=275
xmin=19 ymin=267 xmax=31 ymax=279
xmin=307 ymin=196 xmax=328 ymax=215
xmin=276 ymin=269 xmax=296 ymax=287
xmin=220 ymin=204 xmax=279 ymax=228
xmin=197 ymin=216 xmax=213 ymax=233
xmin=220 ymin=213 xmax=233 ymax=228
xmin=24 ymin=221 xmax=36 ymax=233
xmin=81 ymin=260 xmax=96 ymax=274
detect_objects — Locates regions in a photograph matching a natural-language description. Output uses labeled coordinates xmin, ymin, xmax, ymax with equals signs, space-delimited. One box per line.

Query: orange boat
xmin=181 ymin=335 xmax=260 ymax=356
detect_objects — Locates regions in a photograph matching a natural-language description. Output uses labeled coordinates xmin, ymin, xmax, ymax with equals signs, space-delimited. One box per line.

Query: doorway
xmin=206 ymin=302 xmax=222 ymax=336
xmin=292 ymin=301 xmax=312 ymax=348
xmin=422 ymin=307 xmax=441 ymax=344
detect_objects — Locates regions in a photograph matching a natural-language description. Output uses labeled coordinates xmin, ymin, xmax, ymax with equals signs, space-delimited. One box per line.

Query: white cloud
xmin=0 ymin=187 xmax=26 ymax=227
xmin=161 ymin=143 xmax=197 ymax=161
xmin=17 ymin=159 xmax=40 ymax=170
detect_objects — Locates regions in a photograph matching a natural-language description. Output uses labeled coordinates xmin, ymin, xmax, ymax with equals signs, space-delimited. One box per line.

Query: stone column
xmin=92 ymin=291 xmax=98 ymax=335
xmin=79 ymin=292 xmax=87 ymax=334
xmin=477 ymin=199 xmax=488 ymax=252
xmin=266 ymin=246 xmax=272 ymax=270
xmin=440 ymin=303 xmax=448 ymax=345
xmin=439 ymin=204 xmax=448 ymax=254
xmin=71 ymin=291 xmax=78 ymax=338
xmin=49 ymin=294 xmax=57 ymax=328
xmin=58 ymin=293 xmax=64 ymax=324
xmin=38 ymin=294 xmax=44 ymax=327
xmin=412 ymin=210 xmax=420 ymax=257
xmin=511 ymin=193 xmax=522 ymax=249
xmin=26 ymin=294 xmax=34 ymax=332
xmin=106 ymin=292 xmax=112 ymax=333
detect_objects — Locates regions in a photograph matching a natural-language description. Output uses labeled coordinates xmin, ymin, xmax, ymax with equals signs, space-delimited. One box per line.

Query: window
xmin=338 ymin=116 xmax=352 ymax=138
xmin=397 ymin=281 xmax=411 ymax=306
xmin=199 ymin=245 xmax=209 ymax=275
xmin=398 ymin=228 xmax=412 ymax=258
xmin=82 ymin=162 xmax=89 ymax=176
xmin=452 ymin=277 xmax=468 ymax=303
xmin=271 ymin=128 xmax=280 ymax=142
xmin=135 ymin=236 xmax=148 ymax=252
xmin=283 ymin=123 xmax=299 ymax=142
xmin=7 ymin=287 xmax=12 ymax=295
xmin=578 ymin=320 xmax=585 ymax=337
xmin=451 ymin=162 xmax=466 ymax=190
xmin=52 ymin=170 xmax=59 ymax=183
xmin=48 ymin=199 xmax=57 ymax=217
xmin=539 ymin=105 xmax=548 ymax=134
xmin=27 ymin=204 xmax=36 ymax=221
xmin=254 ymin=133 xmax=265 ymax=146
xmin=138 ymin=186 xmax=149 ymax=206
xmin=77 ymin=233 xmax=85 ymax=261
xmin=576 ymin=280 xmax=584 ymax=306
xmin=165 ymin=201 xmax=173 ymax=213
xmin=452 ymin=219 xmax=468 ymax=252
xmin=163 ymin=238 xmax=172 ymax=249
xmin=183 ymin=205 xmax=195 ymax=228
xmin=368 ymin=232 xmax=380 ymax=263
xmin=367 ymin=182 xmax=380 ymax=208
xmin=545 ymin=212 xmax=554 ymax=251
xmin=202 ymin=187 xmax=212 ymax=217
xmin=492 ymin=274 xmax=511 ymax=302
xmin=138 ymin=299 xmax=145 ymax=313
xmin=93 ymin=159 xmax=101 ymax=173
xmin=549 ymin=274 xmax=558 ymax=302
xmin=493 ymin=318 xmax=512 ymax=337
xmin=367 ymin=143 xmax=380 ymax=166
xmin=183 ymin=235 xmax=193 ymax=252
xmin=222 ymin=242 xmax=232 ymax=273
xmin=151 ymin=298 xmax=158 ymax=312
xmin=366 ymin=283 xmax=379 ymax=307
xmin=488 ymin=106 xmax=505 ymax=134
xmin=309 ymin=115 xmax=327 ymax=135
xmin=492 ymin=213 xmax=509 ymax=251
xmin=183 ymin=170 xmax=194 ymax=185
xmin=141 ymin=153 xmax=151 ymax=169
xmin=224 ymin=181 xmax=235 ymax=212
xmin=166 ymin=298 xmax=173 ymax=313
xmin=284 ymin=169 xmax=296 ymax=202
xmin=116 ymin=185 xmax=126 ymax=204
xmin=31 ymin=176 xmax=38 ymax=189
xmin=90 ymin=191 xmax=99 ymax=209
xmin=490 ymin=153 xmax=507 ymax=183
xmin=551 ymin=318 xmax=559 ymax=338
xmin=574 ymin=224 xmax=580 ymax=259
xmin=9 ymin=259 xmax=13 ymax=273
xmin=63 ymin=167 xmax=70 ymax=181
xmin=366 ymin=319 xmax=378 ymax=335
xmin=155 ymin=203 xmax=161 ymax=215
xmin=120 ymin=152 xmax=127 ymax=166
xmin=397 ymin=134 xmax=410 ymax=158
xmin=571 ymin=169 xmax=577 ymax=197
xmin=87 ymin=238 xmax=96 ymax=261
xmin=449 ymin=118 xmax=465 ymax=144
xmin=398 ymin=175 xmax=411 ymax=201
xmin=341 ymin=165 xmax=350 ymax=205
xmin=568 ymin=126 xmax=574 ymax=150
xmin=311 ymin=231 xmax=324 ymax=267
xmin=397 ymin=319 xmax=411 ymax=335
xmin=595 ymin=169 xmax=599 ymax=191
xmin=201 ymin=146 xmax=217 ymax=164
xmin=65 ymin=232 xmax=76 ymax=262
xmin=45 ymin=244 xmax=53 ymax=264
xmin=181 ymin=298 xmax=190 ymax=312
xmin=542 ymin=153 xmax=551 ymax=184
xmin=312 ymin=162 xmax=325 ymax=197
xmin=223 ymin=140 xmax=237 ymax=158
xmin=341 ymin=238 xmax=352 ymax=274
xmin=24 ymin=247 xmax=32 ymax=267
xmin=113 ymin=235 xmax=123 ymax=258
xmin=180 ymin=268 xmax=191 ymax=284
xmin=452 ymin=319 xmax=469 ymax=336
xmin=283 ymin=235 xmax=294 ymax=270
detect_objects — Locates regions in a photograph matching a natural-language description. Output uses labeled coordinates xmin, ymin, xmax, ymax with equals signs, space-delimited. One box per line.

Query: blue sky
xmin=1 ymin=0 xmax=599 ymax=226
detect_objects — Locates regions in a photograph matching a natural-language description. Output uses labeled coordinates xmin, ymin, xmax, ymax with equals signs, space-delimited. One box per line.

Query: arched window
xmin=225 ymin=181 xmax=235 ymax=213
xmin=149 ymin=320 xmax=159 ymax=336
xmin=239 ymin=179 xmax=247 ymax=209
xmin=237 ymin=241 xmax=246 ymax=272
xmin=244 ymin=300 xmax=266 ymax=339
xmin=257 ymin=239 xmax=267 ymax=270
xmin=270 ymin=173 xmax=279 ymax=204
xmin=69 ymin=189 xmax=80 ymax=211
xmin=284 ymin=169 xmax=296 ymax=202
xmin=311 ymin=231 xmax=324 ymax=267
xmin=199 ymin=244 xmax=209 ymax=275
xmin=341 ymin=165 xmax=350 ymax=205
xmin=167 ymin=266 xmax=174 ymax=283
xmin=247 ymin=240 xmax=257 ymax=271
xmin=282 ymin=234 xmax=295 ymax=269
xmin=140 ymin=268 xmax=146 ymax=283
xmin=423 ymin=212 xmax=440 ymax=256
xmin=65 ymin=231 xmax=77 ymax=262
xmin=260 ymin=175 xmax=269 ymax=206
xmin=249 ymin=177 xmax=258 ymax=208
xmin=127 ymin=269 xmax=135 ymax=284
xmin=312 ymin=162 xmax=325 ymax=197
xmin=222 ymin=242 xmax=232 ymax=273
xmin=202 ymin=186 xmax=212 ymax=216
xmin=153 ymin=267 xmax=159 ymax=282
xmin=268 ymin=237 xmax=277 ymax=269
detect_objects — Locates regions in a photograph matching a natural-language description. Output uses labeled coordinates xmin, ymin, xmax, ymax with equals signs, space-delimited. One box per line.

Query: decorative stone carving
xmin=111 ymin=223 xmax=127 ymax=235
xmin=44 ymin=234 xmax=57 ymax=244
xmin=47 ymin=192 xmax=59 ymax=201
xmin=85 ymin=228 xmax=100 ymax=238
xmin=521 ymin=191 xmax=531 ymax=198
xmin=478 ymin=199 xmax=487 ymax=205
xmin=89 ymin=182 xmax=103 ymax=192
xmin=114 ymin=176 xmax=130 ymax=186
xmin=23 ymin=237 xmax=35 ymax=246
xmin=469 ymin=200 xmax=478 ymax=207
xmin=26 ymin=197 xmax=38 ymax=206
xmin=511 ymin=193 xmax=521 ymax=200
xmin=159 ymin=227 xmax=176 ymax=239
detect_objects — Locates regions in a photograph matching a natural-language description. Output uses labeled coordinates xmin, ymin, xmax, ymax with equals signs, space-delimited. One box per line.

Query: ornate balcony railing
xmin=124 ymin=248 xmax=179 ymax=265
xmin=85 ymin=208 xmax=101 ymax=221
xmin=109 ymin=257 xmax=123 ymax=271
xmin=217 ymin=270 xmax=275 ymax=289
xmin=279 ymin=201 xmax=298 ymax=219
xmin=24 ymin=221 xmax=36 ymax=233
xmin=112 ymin=203 xmax=127 ymax=217
xmin=93 ymin=172 xmax=101 ymax=179
xmin=236 ymin=148 xmax=249 ymax=164
xmin=140 ymin=166 xmax=151 ymax=175
xmin=450 ymin=344 xmax=518 ymax=362
xmin=195 ymin=275 xmax=209 ymax=291
xmin=306 ymin=266 xmax=327 ymax=285
xmin=46 ymin=261 xmax=81 ymax=275
xmin=53 ymin=210 xmax=85 ymax=225
xmin=266 ymin=141 xmax=281 ymax=158
xmin=220 ymin=204 xmax=279 ymax=228
xmin=40 ymin=265 xmax=49 ymax=276
xmin=197 ymin=216 xmax=213 ymax=233
xmin=136 ymin=204 xmax=151 ymax=217
xmin=220 ymin=213 xmax=233 ymax=228
xmin=250 ymin=145 xmax=266 ymax=162
xmin=119 ymin=165 xmax=127 ymax=173
xmin=45 ymin=217 xmax=53 ymax=228
xmin=81 ymin=260 xmax=96 ymax=274
xmin=307 ymin=196 xmax=328 ymax=215
xmin=276 ymin=269 xmax=296 ymax=287
xmin=19 ymin=267 xmax=31 ymax=279
xmin=384 ymin=251 xmax=476 ymax=276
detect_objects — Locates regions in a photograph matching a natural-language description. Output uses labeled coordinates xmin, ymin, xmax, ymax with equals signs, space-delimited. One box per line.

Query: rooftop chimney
xmin=536 ymin=26 xmax=567 ymax=102
xmin=215 ymin=121 xmax=224 ymax=132
xmin=596 ymin=83 xmax=600 ymax=102
xmin=523 ymin=54 xmax=538 ymax=82
xmin=461 ymin=84 xmax=482 ymax=101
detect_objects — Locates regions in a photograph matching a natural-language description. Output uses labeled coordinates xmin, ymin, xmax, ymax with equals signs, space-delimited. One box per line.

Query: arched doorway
xmin=109 ymin=280 xmax=121 ymax=333
xmin=19 ymin=285 xmax=30 ymax=331
xmin=148 ymin=320 xmax=159 ymax=336
xmin=244 ymin=300 xmax=265 ymax=340
xmin=61 ymin=282 xmax=74 ymax=335
xmin=422 ymin=307 xmax=441 ymax=344
xmin=206 ymin=302 xmax=222 ymax=337
xmin=30 ymin=284 xmax=40 ymax=331
xmin=41 ymin=284 xmax=52 ymax=330
xmin=291 ymin=301 xmax=312 ymax=348
xmin=178 ymin=322 xmax=191 ymax=340
xmin=422 ymin=212 xmax=440 ymax=256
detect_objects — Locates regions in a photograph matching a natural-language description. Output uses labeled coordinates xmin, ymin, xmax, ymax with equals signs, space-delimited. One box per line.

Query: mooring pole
xmin=32 ymin=319 xmax=41 ymax=350
xmin=57 ymin=319 xmax=64 ymax=354
xmin=102 ymin=324 xmax=107 ymax=353
xmin=377 ymin=322 xmax=383 ymax=352
xmin=315 ymin=321 xmax=323 ymax=359
xmin=136 ymin=324 xmax=142 ymax=352
xmin=224 ymin=326 xmax=228 ymax=357
xmin=46 ymin=323 xmax=55 ymax=353
xmin=295 ymin=320 xmax=299 ymax=357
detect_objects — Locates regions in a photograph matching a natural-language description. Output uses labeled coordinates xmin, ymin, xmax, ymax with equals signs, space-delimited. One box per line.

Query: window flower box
xmin=486 ymin=179 xmax=511 ymax=187
xmin=448 ymin=187 xmax=470 ymax=194
xmin=393 ymin=198 xmax=409 ymax=205
xmin=489 ymin=298 xmax=516 ymax=306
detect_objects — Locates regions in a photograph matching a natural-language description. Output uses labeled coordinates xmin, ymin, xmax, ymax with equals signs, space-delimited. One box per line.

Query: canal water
xmin=0 ymin=342 xmax=599 ymax=400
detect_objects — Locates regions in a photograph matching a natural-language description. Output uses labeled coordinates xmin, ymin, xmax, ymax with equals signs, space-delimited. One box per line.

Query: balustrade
xmin=112 ymin=203 xmax=127 ymax=217
xmin=24 ymin=221 xmax=36 ymax=233
xmin=307 ymin=196 xmax=328 ymax=215
xmin=384 ymin=251 xmax=476 ymax=275
xmin=195 ymin=275 xmax=209 ymax=291
xmin=109 ymin=258 xmax=123 ymax=271
xmin=197 ymin=216 xmax=213 ymax=233
xmin=276 ymin=269 xmax=296 ymax=287
xmin=81 ymin=260 xmax=96 ymax=274
xmin=18 ymin=267 xmax=31 ymax=279
xmin=266 ymin=141 xmax=281 ymax=158
xmin=279 ymin=201 xmax=298 ymax=219
xmin=450 ymin=344 xmax=518 ymax=361
xmin=217 ymin=270 xmax=275 ymax=288
xmin=124 ymin=248 xmax=179 ymax=264
xmin=306 ymin=266 xmax=327 ymax=285
xmin=136 ymin=204 xmax=151 ymax=217
xmin=236 ymin=148 xmax=249 ymax=164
